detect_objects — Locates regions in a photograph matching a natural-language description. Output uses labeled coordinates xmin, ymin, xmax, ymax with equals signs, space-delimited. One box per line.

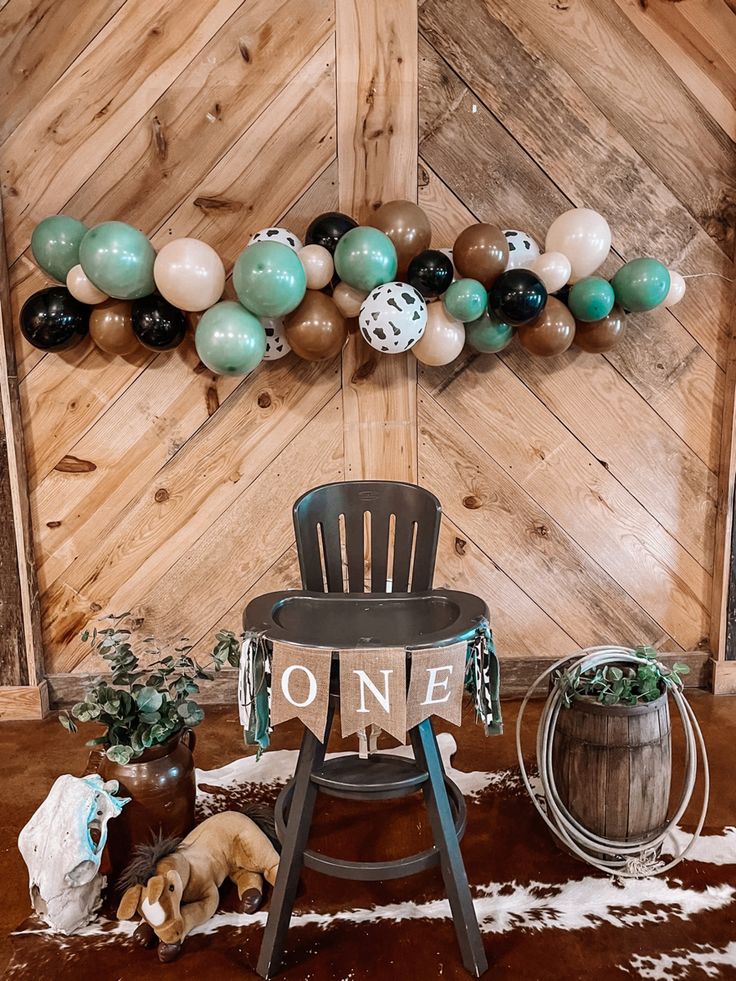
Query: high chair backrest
xmin=293 ymin=480 xmax=441 ymax=593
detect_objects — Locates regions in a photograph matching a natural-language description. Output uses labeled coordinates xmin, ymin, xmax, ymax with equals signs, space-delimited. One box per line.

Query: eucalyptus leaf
xmin=106 ymin=744 xmax=134 ymax=765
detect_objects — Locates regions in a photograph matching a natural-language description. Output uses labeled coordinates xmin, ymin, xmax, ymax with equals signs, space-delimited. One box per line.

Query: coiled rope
xmin=515 ymin=646 xmax=709 ymax=877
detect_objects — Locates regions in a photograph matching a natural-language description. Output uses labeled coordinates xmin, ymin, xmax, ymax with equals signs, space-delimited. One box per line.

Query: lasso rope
xmin=516 ymin=646 xmax=709 ymax=877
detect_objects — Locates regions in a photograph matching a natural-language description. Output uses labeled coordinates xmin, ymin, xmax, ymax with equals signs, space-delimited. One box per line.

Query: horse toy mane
xmin=118 ymin=833 xmax=183 ymax=893
xmin=117 ymin=804 xmax=281 ymax=963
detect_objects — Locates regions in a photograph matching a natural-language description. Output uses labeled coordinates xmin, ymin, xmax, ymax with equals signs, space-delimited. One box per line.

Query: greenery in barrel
xmin=59 ymin=614 xmax=241 ymax=764
xmin=556 ymin=646 xmax=690 ymax=709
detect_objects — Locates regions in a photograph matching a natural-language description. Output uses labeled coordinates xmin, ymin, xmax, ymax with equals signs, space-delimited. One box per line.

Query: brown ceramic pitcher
xmin=86 ymin=728 xmax=197 ymax=879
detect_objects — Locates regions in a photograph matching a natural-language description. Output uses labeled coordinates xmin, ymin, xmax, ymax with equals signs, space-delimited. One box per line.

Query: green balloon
xmin=334 ymin=226 xmax=397 ymax=291
xmin=233 ymin=241 xmax=306 ymax=318
xmin=195 ymin=301 xmax=266 ymax=375
xmin=568 ymin=276 xmax=615 ymax=323
xmin=31 ymin=215 xmax=88 ymax=283
xmin=612 ymin=258 xmax=670 ymax=313
xmin=444 ymin=278 xmax=487 ymax=323
xmin=79 ymin=221 xmax=156 ymax=300
xmin=466 ymin=309 xmax=515 ymax=353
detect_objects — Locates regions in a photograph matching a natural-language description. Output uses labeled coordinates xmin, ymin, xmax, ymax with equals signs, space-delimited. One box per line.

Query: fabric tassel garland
xmin=238 ymin=629 xmax=272 ymax=758
xmin=465 ymin=620 xmax=503 ymax=735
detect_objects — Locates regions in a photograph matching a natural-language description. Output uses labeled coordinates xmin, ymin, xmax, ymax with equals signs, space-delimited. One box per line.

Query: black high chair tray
xmin=244 ymin=588 xmax=488 ymax=650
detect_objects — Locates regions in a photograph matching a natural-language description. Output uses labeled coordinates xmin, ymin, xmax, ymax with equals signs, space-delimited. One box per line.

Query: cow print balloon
xmin=503 ymin=229 xmax=540 ymax=270
xmin=358 ymin=282 xmax=427 ymax=353
xmin=248 ymin=227 xmax=303 ymax=252
xmin=261 ymin=316 xmax=291 ymax=360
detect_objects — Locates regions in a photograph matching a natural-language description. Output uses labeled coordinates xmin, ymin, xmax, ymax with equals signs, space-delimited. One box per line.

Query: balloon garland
xmin=23 ymin=204 xmax=686 ymax=372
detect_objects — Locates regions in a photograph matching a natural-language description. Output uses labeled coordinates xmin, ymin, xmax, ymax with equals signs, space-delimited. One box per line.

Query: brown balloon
xmin=452 ymin=223 xmax=508 ymax=289
xmin=284 ymin=290 xmax=348 ymax=361
xmin=89 ymin=299 xmax=139 ymax=355
xmin=518 ymin=297 xmax=575 ymax=356
xmin=368 ymin=200 xmax=432 ymax=277
xmin=574 ymin=305 xmax=626 ymax=353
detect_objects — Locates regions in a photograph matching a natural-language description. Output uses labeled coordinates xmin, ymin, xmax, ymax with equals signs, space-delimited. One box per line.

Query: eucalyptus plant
xmin=556 ymin=646 xmax=690 ymax=709
xmin=59 ymin=614 xmax=242 ymax=764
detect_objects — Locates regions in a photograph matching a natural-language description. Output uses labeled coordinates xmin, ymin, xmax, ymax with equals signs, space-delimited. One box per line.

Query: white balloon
xmin=412 ymin=302 xmax=465 ymax=366
xmin=297 ymin=244 xmax=334 ymax=290
xmin=261 ymin=316 xmax=291 ymax=360
xmin=545 ymin=208 xmax=611 ymax=283
xmin=333 ymin=282 xmax=368 ymax=318
xmin=359 ymin=282 xmax=427 ymax=353
xmin=527 ymin=251 xmax=572 ymax=294
xmin=66 ymin=264 xmax=108 ymax=304
xmin=248 ymin=227 xmax=302 ymax=251
xmin=503 ymin=230 xmax=540 ymax=270
xmin=153 ymin=238 xmax=225 ymax=311
xmin=663 ymin=269 xmax=686 ymax=307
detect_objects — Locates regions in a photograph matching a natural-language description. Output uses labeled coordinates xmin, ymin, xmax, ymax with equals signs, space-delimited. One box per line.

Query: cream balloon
xmin=663 ymin=269 xmax=686 ymax=307
xmin=66 ymin=264 xmax=108 ymax=305
xmin=526 ymin=251 xmax=572 ymax=294
xmin=412 ymin=301 xmax=465 ymax=366
xmin=333 ymin=281 xmax=368 ymax=318
xmin=298 ymin=244 xmax=334 ymax=290
xmin=545 ymin=208 xmax=611 ymax=283
xmin=153 ymin=238 xmax=225 ymax=312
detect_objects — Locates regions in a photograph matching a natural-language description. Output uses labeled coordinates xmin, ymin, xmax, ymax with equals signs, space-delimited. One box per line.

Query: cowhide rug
xmin=4 ymin=702 xmax=735 ymax=980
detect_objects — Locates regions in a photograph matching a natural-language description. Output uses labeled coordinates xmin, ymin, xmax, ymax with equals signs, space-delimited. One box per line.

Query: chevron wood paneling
xmin=417 ymin=0 xmax=735 ymax=659
xmin=0 ymin=0 xmax=734 ymax=684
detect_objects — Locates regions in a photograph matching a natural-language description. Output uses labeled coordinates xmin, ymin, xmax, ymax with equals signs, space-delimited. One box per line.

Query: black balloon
xmin=488 ymin=269 xmax=547 ymax=326
xmin=407 ymin=249 xmax=454 ymax=299
xmin=20 ymin=287 xmax=90 ymax=351
xmin=305 ymin=211 xmax=357 ymax=255
xmin=131 ymin=294 xmax=187 ymax=351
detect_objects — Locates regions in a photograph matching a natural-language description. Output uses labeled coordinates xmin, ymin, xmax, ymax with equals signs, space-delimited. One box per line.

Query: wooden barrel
xmin=551 ymin=690 xmax=671 ymax=842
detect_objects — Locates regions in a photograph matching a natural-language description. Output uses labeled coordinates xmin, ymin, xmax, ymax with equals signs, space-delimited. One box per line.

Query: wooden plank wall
xmin=0 ymin=0 xmax=734 ymax=693
xmin=417 ymin=0 xmax=735 ymax=663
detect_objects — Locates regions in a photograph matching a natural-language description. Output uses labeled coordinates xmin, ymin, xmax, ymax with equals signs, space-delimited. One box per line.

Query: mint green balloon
xmin=233 ymin=241 xmax=306 ymax=317
xmin=466 ymin=309 xmax=515 ymax=353
xmin=195 ymin=301 xmax=266 ymax=376
xmin=568 ymin=276 xmax=615 ymax=323
xmin=334 ymin=226 xmax=397 ymax=291
xmin=31 ymin=215 xmax=88 ymax=283
xmin=612 ymin=258 xmax=670 ymax=313
xmin=444 ymin=278 xmax=487 ymax=323
xmin=79 ymin=221 xmax=156 ymax=300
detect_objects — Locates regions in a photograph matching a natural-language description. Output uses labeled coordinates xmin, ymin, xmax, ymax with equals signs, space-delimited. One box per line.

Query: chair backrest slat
xmin=293 ymin=481 xmax=441 ymax=594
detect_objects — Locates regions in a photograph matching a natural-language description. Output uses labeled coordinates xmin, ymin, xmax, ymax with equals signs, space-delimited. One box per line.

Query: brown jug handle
xmin=180 ymin=727 xmax=196 ymax=753
xmin=83 ymin=747 xmax=107 ymax=777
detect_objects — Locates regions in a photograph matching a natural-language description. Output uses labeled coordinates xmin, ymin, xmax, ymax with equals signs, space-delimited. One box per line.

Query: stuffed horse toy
xmin=117 ymin=806 xmax=279 ymax=963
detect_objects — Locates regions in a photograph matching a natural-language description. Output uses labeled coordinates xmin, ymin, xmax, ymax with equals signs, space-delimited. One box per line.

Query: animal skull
xmin=18 ymin=774 xmax=129 ymax=934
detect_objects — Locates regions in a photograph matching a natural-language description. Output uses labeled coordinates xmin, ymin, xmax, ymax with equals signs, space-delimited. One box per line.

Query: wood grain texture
xmin=419 ymin=392 xmax=679 ymax=652
xmin=418 ymin=46 xmax=723 ymax=475
xmin=0 ymin=680 xmax=48 ymax=719
xmin=612 ymin=0 xmax=736 ymax=141
xmin=419 ymin=0 xmax=735 ymax=367
xmin=0 ymin=0 xmax=127 ymax=145
xmin=0 ymin=0 xmax=733 ymax=701
xmin=337 ymin=0 xmax=418 ymax=481
xmin=0 ymin=193 xmax=43 ymax=687
xmin=710 ymin=280 xmax=736 ymax=658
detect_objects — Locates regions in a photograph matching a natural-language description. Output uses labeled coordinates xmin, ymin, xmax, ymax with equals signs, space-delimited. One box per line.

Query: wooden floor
xmin=0 ymin=0 xmax=734 ymax=677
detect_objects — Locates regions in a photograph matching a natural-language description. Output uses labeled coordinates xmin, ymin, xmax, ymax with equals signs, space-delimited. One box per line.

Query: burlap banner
xmin=270 ymin=641 xmax=332 ymax=739
xmin=339 ymin=648 xmax=407 ymax=743
xmin=405 ymin=641 xmax=467 ymax=730
xmin=267 ymin=641 xmax=469 ymax=746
